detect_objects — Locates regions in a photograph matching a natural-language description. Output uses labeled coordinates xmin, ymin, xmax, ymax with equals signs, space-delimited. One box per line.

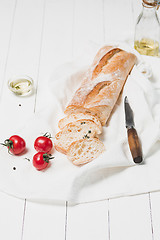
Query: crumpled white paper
xmin=0 ymin=42 xmax=160 ymax=204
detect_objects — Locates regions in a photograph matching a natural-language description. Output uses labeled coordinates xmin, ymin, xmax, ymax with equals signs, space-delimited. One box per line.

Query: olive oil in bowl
xmin=8 ymin=76 xmax=34 ymax=96
xmin=134 ymin=38 xmax=159 ymax=56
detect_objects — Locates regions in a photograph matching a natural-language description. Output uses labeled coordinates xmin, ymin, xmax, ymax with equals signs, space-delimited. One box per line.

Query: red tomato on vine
xmin=33 ymin=152 xmax=54 ymax=170
xmin=1 ymin=135 xmax=26 ymax=155
xmin=34 ymin=132 xmax=53 ymax=153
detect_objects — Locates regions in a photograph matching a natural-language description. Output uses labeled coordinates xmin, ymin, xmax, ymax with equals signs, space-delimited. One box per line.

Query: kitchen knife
xmin=124 ymin=96 xmax=143 ymax=164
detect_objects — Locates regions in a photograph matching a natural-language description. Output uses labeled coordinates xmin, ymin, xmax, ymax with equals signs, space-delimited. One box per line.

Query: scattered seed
xmin=83 ymin=134 xmax=90 ymax=139
xmin=13 ymin=167 xmax=16 ymax=170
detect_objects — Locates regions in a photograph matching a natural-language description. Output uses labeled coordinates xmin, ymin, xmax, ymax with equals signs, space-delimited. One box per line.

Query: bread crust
xmin=54 ymin=144 xmax=67 ymax=154
xmin=65 ymin=46 xmax=137 ymax=125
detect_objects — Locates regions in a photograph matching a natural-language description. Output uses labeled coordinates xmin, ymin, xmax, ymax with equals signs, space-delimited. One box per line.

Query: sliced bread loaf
xmin=54 ymin=119 xmax=100 ymax=154
xmin=58 ymin=112 xmax=102 ymax=133
xmin=67 ymin=138 xmax=105 ymax=165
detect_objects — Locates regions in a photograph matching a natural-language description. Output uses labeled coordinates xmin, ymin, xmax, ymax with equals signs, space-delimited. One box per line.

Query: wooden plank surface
xmin=0 ymin=0 xmax=17 ymax=93
xmin=104 ymin=0 xmax=135 ymax=43
xmin=22 ymin=200 xmax=66 ymax=240
xmin=0 ymin=191 xmax=25 ymax=240
xmin=0 ymin=0 xmax=45 ymax=133
xmin=66 ymin=201 xmax=109 ymax=240
xmin=149 ymin=192 xmax=160 ymax=240
xmin=73 ymin=0 xmax=104 ymax=58
xmin=109 ymin=194 xmax=153 ymax=240
xmin=34 ymin=0 xmax=74 ymax=112
xmin=0 ymin=1 xmax=26 ymax=240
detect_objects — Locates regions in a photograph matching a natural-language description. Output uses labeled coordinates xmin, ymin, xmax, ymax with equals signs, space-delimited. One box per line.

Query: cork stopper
xmin=142 ymin=0 xmax=160 ymax=8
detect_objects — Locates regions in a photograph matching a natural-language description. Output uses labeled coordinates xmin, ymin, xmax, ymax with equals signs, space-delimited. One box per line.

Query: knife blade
xmin=124 ymin=96 xmax=143 ymax=164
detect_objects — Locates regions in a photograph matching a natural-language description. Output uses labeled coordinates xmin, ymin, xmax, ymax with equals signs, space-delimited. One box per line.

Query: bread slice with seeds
xmin=67 ymin=138 xmax=105 ymax=165
xmin=54 ymin=119 xmax=101 ymax=154
xmin=58 ymin=112 xmax=102 ymax=134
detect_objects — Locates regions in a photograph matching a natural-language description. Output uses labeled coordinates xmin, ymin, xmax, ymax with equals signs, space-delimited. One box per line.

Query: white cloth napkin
xmin=0 ymin=43 xmax=160 ymax=204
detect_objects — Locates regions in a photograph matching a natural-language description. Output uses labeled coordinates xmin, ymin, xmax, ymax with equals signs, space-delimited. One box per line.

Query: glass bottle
xmin=134 ymin=0 xmax=160 ymax=56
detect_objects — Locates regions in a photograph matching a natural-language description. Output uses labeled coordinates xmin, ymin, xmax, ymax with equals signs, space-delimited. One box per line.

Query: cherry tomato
xmin=33 ymin=152 xmax=54 ymax=171
xmin=2 ymin=135 xmax=26 ymax=155
xmin=34 ymin=133 xmax=53 ymax=153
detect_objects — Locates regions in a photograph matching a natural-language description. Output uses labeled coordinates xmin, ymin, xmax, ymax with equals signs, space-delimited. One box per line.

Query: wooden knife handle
xmin=127 ymin=127 xmax=143 ymax=164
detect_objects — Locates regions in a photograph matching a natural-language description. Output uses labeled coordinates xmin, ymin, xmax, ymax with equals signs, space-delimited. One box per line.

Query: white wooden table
xmin=0 ymin=0 xmax=160 ymax=239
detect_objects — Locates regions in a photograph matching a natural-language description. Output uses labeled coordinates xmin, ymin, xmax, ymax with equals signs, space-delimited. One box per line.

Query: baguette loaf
xmin=67 ymin=138 xmax=105 ymax=166
xmin=65 ymin=46 xmax=137 ymax=125
xmin=54 ymin=45 xmax=136 ymax=166
xmin=54 ymin=119 xmax=100 ymax=154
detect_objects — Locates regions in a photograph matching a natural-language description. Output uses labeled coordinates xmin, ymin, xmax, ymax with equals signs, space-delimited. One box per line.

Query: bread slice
xmin=58 ymin=112 xmax=102 ymax=133
xmin=67 ymin=138 xmax=105 ymax=165
xmin=64 ymin=105 xmax=112 ymax=126
xmin=54 ymin=119 xmax=101 ymax=154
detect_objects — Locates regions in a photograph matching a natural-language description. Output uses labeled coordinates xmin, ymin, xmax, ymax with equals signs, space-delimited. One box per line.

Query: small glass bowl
xmin=8 ymin=75 xmax=34 ymax=96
